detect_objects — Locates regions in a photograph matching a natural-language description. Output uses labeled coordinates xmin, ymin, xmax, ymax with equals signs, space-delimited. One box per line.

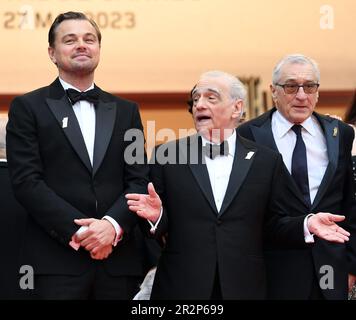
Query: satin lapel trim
xmin=92 ymin=101 xmax=116 ymax=176
xmin=219 ymin=137 xmax=256 ymax=216
xmin=186 ymin=135 xmax=218 ymax=213
xmin=252 ymin=114 xmax=308 ymax=208
xmin=250 ymin=119 xmax=278 ymax=151
xmin=312 ymin=117 xmax=339 ymax=210
xmin=46 ymin=96 xmax=92 ymax=173
xmin=285 ymin=172 xmax=310 ymax=209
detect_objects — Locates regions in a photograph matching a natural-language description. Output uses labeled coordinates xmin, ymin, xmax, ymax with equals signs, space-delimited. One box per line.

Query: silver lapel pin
xmin=245 ymin=151 xmax=255 ymax=160
xmin=62 ymin=117 xmax=68 ymax=128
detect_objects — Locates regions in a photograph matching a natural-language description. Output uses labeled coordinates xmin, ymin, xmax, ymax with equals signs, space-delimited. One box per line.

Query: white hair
xmin=199 ymin=70 xmax=247 ymax=103
xmin=272 ymin=54 xmax=320 ymax=85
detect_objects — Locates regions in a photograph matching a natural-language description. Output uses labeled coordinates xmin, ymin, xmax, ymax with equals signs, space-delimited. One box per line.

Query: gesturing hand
xmin=125 ymin=182 xmax=162 ymax=223
xmin=307 ymin=212 xmax=350 ymax=243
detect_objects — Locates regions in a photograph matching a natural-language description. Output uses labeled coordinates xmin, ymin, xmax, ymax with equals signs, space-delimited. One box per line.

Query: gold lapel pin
xmin=333 ymin=127 xmax=338 ymax=137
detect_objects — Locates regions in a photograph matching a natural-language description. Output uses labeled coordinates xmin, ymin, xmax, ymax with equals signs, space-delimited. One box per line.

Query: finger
xmin=74 ymin=230 xmax=91 ymax=242
xmin=85 ymin=242 xmax=98 ymax=252
xmin=91 ymin=246 xmax=100 ymax=255
xmin=127 ymin=200 xmax=141 ymax=206
xmin=125 ymin=193 xmax=142 ymax=200
xmin=75 ymin=225 xmax=96 ymax=241
xmin=80 ymin=236 xmax=97 ymax=248
xmin=91 ymin=253 xmax=103 ymax=260
xmin=338 ymin=234 xmax=349 ymax=242
xmin=335 ymin=226 xmax=350 ymax=237
xmin=330 ymin=229 xmax=349 ymax=242
xmin=328 ymin=214 xmax=345 ymax=222
xmin=348 ymin=276 xmax=356 ymax=292
xmin=74 ymin=218 xmax=95 ymax=226
xmin=72 ymin=234 xmax=80 ymax=243
xmin=328 ymin=232 xmax=349 ymax=243
xmin=324 ymin=235 xmax=346 ymax=243
xmin=90 ymin=244 xmax=109 ymax=255
xmin=148 ymin=182 xmax=158 ymax=198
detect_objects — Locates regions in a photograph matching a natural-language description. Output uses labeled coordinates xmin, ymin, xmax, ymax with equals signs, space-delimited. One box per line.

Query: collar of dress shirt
xmin=273 ymin=110 xmax=317 ymax=138
xmin=59 ymin=77 xmax=94 ymax=93
xmin=200 ymin=130 xmax=236 ymax=157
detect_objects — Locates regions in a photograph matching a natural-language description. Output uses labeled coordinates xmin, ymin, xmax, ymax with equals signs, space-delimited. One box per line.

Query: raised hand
xmin=125 ymin=182 xmax=162 ymax=223
xmin=349 ymin=274 xmax=356 ymax=292
xmin=307 ymin=212 xmax=350 ymax=243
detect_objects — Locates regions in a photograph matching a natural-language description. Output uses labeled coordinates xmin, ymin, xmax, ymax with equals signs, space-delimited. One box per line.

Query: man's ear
xmin=270 ymin=84 xmax=278 ymax=105
xmin=232 ymin=99 xmax=243 ymax=119
xmin=48 ymin=46 xmax=57 ymax=65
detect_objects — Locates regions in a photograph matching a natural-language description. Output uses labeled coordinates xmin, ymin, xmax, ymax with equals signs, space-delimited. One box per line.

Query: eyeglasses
xmin=275 ymin=83 xmax=319 ymax=94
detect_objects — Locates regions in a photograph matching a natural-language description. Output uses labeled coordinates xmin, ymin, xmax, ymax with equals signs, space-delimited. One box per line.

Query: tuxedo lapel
xmin=219 ymin=136 xmax=256 ymax=216
xmin=250 ymin=109 xmax=279 ymax=151
xmin=46 ymin=79 xmax=92 ymax=173
xmin=92 ymin=98 xmax=116 ymax=176
xmin=251 ymin=109 xmax=309 ymax=208
xmin=186 ymin=135 xmax=218 ymax=213
xmin=311 ymin=114 xmax=339 ymax=209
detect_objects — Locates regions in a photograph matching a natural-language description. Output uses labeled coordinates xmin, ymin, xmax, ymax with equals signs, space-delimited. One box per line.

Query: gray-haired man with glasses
xmin=237 ymin=53 xmax=356 ymax=299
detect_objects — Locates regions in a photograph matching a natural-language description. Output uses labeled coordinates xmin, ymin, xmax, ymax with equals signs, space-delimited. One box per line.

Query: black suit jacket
xmin=144 ymin=134 xmax=306 ymax=299
xmin=0 ymin=161 xmax=27 ymax=299
xmin=237 ymin=108 xmax=356 ymax=299
xmin=6 ymin=78 xmax=151 ymax=277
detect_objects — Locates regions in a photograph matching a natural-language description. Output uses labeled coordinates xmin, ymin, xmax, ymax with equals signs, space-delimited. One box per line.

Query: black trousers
xmin=210 ymin=266 xmax=222 ymax=300
xmin=26 ymin=263 xmax=141 ymax=300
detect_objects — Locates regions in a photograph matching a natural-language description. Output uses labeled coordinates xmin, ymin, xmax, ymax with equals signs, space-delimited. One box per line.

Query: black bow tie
xmin=205 ymin=141 xmax=229 ymax=159
xmin=66 ymin=88 xmax=99 ymax=105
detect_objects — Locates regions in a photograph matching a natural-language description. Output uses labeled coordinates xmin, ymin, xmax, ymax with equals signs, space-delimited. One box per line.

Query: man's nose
xmin=76 ymin=39 xmax=86 ymax=49
xmin=195 ymin=97 xmax=206 ymax=109
xmin=295 ymin=86 xmax=308 ymax=99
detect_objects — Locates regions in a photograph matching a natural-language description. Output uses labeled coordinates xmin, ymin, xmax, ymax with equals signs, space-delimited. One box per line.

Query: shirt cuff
xmin=102 ymin=215 xmax=123 ymax=246
xmin=304 ymin=213 xmax=315 ymax=243
xmin=147 ymin=207 xmax=163 ymax=234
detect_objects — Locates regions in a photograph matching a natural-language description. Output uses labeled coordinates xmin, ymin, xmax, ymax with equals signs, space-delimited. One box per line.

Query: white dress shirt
xmin=201 ymin=131 xmax=236 ymax=212
xmin=59 ymin=78 xmax=121 ymax=246
xmin=59 ymin=78 xmax=96 ymax=166
xmin=272 ymin=111 xmax=329 ymax=242
xmin=271 ymin=110 xmax=328 ymax=204
xmin=148 ymin=132 xmax=235 ymax=231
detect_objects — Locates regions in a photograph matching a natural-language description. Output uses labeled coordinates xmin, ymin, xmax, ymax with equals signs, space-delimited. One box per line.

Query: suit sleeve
xmin=104 ymin=102 xmax=150 ymax=234
xmin=341 ymin=125 xmax=356 ymax=275
xmin=134 ymin=145 xmax=168 ymax=242
xmin=264 ymin=154 xmax=308 ymax=248
xmin=6 ymin=97 xmax=88 ymax=246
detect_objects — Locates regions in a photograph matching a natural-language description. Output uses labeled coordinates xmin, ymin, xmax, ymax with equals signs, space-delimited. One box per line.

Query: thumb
xmin=328 ymin=214 xmax=345 ymax=222
xmin=74 ymin=218 xmax=95 ymax=226
xmin=147 ymin=182 xmax=158 ymax=198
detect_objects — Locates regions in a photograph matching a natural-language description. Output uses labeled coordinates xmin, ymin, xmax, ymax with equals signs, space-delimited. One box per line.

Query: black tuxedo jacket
xmin=6 ymin=78 xmax=150 ymax=277
xmin=144 ymin=134 xmax=306 ymax=299
xmin=237 ymin=108 xmax=356 ymax=299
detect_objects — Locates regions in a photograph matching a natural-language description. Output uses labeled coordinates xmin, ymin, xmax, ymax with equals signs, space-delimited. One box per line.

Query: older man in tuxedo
xmin=237 ymin=54 xmax=356 ymax=299
xmin=6 ymin=11 xmax=156 ymax=299
xmin=126 ymin=70 xmax=350 ymax=300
